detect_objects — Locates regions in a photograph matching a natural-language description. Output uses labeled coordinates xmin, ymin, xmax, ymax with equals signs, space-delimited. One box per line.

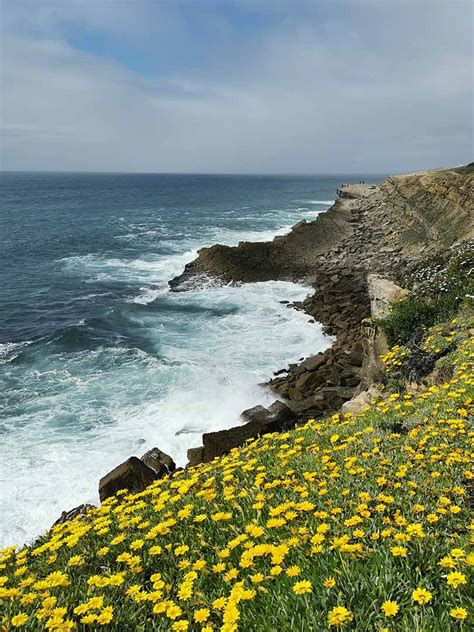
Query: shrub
xmin=379 ymin=241 xmax=473 ymax=346
xmin=379 ymin=298 xmax=436 ymax=346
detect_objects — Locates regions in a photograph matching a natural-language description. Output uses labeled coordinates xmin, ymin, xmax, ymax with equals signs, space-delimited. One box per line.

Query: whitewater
xmin=0 ymin=173 xmax=379 ymax=547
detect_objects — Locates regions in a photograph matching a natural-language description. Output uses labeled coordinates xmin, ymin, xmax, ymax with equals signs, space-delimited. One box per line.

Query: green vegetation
xmin=1 ymin=318 xmax=472 ymax=631
xmin=378 ymin=243 xmax=473 ymax=347
xmin=452 ymin=163 xmax=474 ymax=175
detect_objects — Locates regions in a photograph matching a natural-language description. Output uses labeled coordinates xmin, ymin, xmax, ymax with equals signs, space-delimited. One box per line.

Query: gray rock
xmin=301 ymin=354 xmax=326 ymax=371
xmin=53 ymin=504 xmax=95 ymax=527
xmin=241 ymin=405 xmax=271 ymax=425
xmin=99 ymin=457 xmax=157 ymax=503
xmin=294 ymin=371 xmax=324 ymax=392
xmin=186 ymin=446 xmax=205 ymax=468
xmin=141 ymin=447 xmax=176 ymax=473
xmin=267 ymin=400 xmax=294 ymax=425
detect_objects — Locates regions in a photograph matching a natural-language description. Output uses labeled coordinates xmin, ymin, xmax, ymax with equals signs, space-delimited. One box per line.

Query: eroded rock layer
xmin=170 ymin=166 xmax=473 ymax=429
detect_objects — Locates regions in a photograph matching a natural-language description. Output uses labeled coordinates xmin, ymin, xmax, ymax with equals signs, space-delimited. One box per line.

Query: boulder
xmin=294 ymin=370 xmax=324 ymax=392
xmin=141 ymin=447 xmax=176 ymax=473
xmin=288 ymin=387 xmax=304 ymax=401
xmin=99 ymin=457 xmax=157 ymax=502
xmin=367 ymin=275 xmax=407 ymax=319
xmin=341 ymin=385 xmax=383 ymax=416
xmin=241 ymin=405 xmax=271 ymax=425
xmin=301 ymin=353 xmax=326 ymax=371
xmin=186 ymin=446 xmax=205 ymax=468
xmin=267 ymin=400 xmax=294 ymax=426
xmin=288 ymin=397 xmax=320 ymax=414
xmin=196 ymin=403 xmax=293 ymax=464
xmin=53 ymin=504 xmax=95 ymax=527
xmin=201 ymin=420 xmax=265 ymax=463
xmin=346 ymin=340 xmax=364 ymax=366
xmin=320 ymin=386 xmax=356 ymax=408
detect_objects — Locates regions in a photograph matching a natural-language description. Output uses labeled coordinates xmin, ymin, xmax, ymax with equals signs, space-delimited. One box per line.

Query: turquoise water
xmin=0 ymin=172 xmax=382 ymax=546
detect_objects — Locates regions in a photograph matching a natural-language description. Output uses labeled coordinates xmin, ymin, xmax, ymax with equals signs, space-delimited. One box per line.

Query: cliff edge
xmin=170 ymin=165 xmax=473 ymax=290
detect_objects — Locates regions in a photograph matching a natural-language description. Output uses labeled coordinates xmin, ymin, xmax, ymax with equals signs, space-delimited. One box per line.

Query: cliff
xmin=168 ymin=165 xmax=473 ymax=429
xmin=2 ymin=165 xmax=472 ymax=632
xmin=170 ymin=166 xmax=473 ymax=289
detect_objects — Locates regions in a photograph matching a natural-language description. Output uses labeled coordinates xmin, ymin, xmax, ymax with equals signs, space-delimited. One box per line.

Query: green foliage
xmin=0 ymin=333 xmax=472 ymax=631
xmin=452 ymin=162 xmax=474 ymax=175
xmin=378 ymin=298 xmax=436 ymax=346
xmin=379 ymin=242 xmax=473 ymax=346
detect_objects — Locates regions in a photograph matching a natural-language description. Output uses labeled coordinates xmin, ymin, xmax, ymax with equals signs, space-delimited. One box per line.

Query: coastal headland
xmin=165 ymin=165 xmax=473 ymax=467
xmin=40 ymin=164 xmax=474 ymax=516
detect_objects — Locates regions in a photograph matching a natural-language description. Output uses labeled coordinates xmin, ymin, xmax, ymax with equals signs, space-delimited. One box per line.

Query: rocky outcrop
xmin=169 ymin=186 xmax=360 ymax=288
xmin=341 ymin=385 xmax=383 ymax=417
xmin=141 ymin=447 xmax=176 ymax=475
xmin=376 ymin=169 xmax=474 ymax=258
xmin=367 ymin=275 xmax=408 ymax=319
xmin=175 ymin=166 xmax=472 ymax=446
xmin=99 ymin=457 xmax=157 ymax=502
xmin=186 ymin=401 xmax=295 ymax=465
xmin=53 ymin=504 xmax=96 ymax=527
xmin=170 ymin=168 xmax=473 ymax=292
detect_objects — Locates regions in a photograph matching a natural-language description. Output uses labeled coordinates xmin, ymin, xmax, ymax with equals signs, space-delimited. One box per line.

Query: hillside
xmin=0 ymin=314 xmax=472 ymax=630
xmin=1 ymin=165 xmax=472 ymax=631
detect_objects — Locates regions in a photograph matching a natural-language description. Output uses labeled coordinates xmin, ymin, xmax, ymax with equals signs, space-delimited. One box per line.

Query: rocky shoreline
xmin=54 ymin=165 xmax=474 ymax=524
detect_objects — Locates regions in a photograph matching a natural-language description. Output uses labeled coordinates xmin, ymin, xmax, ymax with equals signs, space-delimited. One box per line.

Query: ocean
xmin=0 ymin=172 xmax=383 ymax=547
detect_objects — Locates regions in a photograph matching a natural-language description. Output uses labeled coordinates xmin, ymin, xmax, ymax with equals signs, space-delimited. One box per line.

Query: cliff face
xmin=169 ymin=185 xmax=363 ymax=287
xmin=369 ymin=168 xmax=474 ymax=257
xmin=169 ymin=165 xmax=473 ymax=425
xmin=169 ymin=167 xmax=473 ymax=290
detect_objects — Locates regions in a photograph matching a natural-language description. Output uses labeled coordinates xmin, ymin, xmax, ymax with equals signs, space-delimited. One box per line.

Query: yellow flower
xmin=411 ymin=588 xmax=432 ymax=604
xmin=251 ymin=573 xmax=265 ymax=584
xmin=167 ymin=604 xmax=183 ymax=620
xmin=11 ymin=613 xmax=29 ymax=627
xmin=381 ymin=601 xmax=399 ymax=617
xmin=212 ymin=597 xmax=227 ymax=610
xmin=450 ymin=607 xmax=468 ymax=620
xmin=172 ymin=621 xmax=189 ymax=631
xmin=67 ymin=555 xmax=84 ymax=567
xmin=97 ymin=547 xmax=109 ymax=558
xmin=293 ymin=580 xmax=312 ymax=595
xmin=390 ymin=545 xmax=408 ymax=557
xmin=222 ymin=602 xmax=240 ymax=624
xmin=323 ymin=577 xmax=336 ymax=588
xmin=149 ymin=545 xmax=162 ymax=556
xmin=447 ymin=571 xmax=467 ymax=588
xmin=328 ymin=606 xmax=353 ymax=626
xmin=439 ymin=556 xmax=456 ymax=569
xmin=174 ymin=545 xmax=189 ymax=556
xmin=286 ymin=565 xmax=301 ymax=577
xmin=96 ymin=606 xmax=113 ymax=625
xmin=45 ymin=571 xmax=69 ymax=588
xmin=194 ymin=608 xmax=210 ymax=623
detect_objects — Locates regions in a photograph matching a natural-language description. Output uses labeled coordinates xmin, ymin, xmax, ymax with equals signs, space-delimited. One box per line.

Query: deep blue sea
xmin=0 ymin=172 xmax=383 ymax=546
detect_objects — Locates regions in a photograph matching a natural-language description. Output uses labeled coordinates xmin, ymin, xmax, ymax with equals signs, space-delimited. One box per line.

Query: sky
xmin=1 ymin=0 xmax=473 ymax=174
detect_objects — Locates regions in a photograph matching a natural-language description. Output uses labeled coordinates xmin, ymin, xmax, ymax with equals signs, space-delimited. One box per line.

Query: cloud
xmin=1 ymin=0 xmax=472 ymax=173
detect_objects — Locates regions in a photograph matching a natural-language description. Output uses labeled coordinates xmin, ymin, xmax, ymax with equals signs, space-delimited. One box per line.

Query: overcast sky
xmin=1 ymin=0 xmax=472 ymax=173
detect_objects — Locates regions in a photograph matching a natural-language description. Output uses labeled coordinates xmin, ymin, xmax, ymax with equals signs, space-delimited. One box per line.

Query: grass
xmin=0 ymin=324 xmax=473 ymax=631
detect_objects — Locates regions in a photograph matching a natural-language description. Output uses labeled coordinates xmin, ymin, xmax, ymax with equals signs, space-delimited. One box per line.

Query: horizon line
xmin=1 ymin=169 xmax=396 ymax=177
